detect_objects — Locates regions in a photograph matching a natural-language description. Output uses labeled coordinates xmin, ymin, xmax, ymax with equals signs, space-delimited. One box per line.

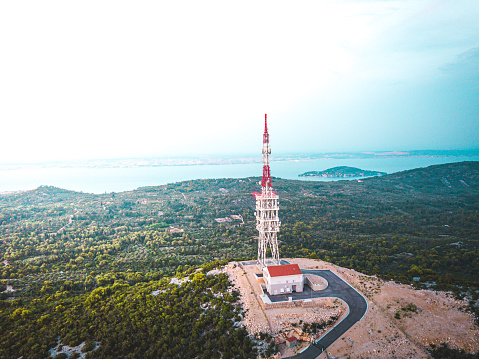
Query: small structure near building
xmin=263 ymin=263 xmax=304 ymax=295
xmin=304 ymin=273 xmax=328 ymax=291
xmin=286 ymin=336 xmax=297 ymax=348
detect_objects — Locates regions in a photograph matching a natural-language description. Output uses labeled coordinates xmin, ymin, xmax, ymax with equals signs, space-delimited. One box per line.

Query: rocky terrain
xmin=225 ymin=258 xmax=479 ymax=358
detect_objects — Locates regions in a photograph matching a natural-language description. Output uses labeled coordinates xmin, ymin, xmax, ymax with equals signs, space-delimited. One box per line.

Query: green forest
xmin=0 ymin=262 xmax=264 ymax=358
xmin=1 ymin=161 xmax=478 ymax=357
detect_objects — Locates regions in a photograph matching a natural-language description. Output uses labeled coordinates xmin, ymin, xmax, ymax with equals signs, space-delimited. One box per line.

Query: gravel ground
xmin=224 ymin=259 xmax=478 ymax=358
xmin=289 ymin=258 xmax=479 ymax=359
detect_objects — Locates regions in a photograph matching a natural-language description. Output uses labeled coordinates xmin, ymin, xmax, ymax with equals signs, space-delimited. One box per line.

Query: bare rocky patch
xmin=224 ymin=258 xmax=478 ymax=358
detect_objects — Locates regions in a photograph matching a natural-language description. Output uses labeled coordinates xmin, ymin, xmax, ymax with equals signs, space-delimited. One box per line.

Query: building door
xmin=292 ymin=285 xmax=296 ymax=292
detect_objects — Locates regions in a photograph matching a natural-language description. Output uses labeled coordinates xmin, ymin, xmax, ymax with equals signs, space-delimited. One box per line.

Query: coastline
xmin=1 ymin=154 xmax=478 ymax=194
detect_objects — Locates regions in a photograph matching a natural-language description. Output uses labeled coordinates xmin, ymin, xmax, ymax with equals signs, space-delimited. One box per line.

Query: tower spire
xmin=261 ymin=113 xmax=272 ymax=188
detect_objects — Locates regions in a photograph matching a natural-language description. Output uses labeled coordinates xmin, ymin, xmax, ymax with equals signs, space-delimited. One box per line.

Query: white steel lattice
xmin=255 ymin=189 xmax=281 ymax=269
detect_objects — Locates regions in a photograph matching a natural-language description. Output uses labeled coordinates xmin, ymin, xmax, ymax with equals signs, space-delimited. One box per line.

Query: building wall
xmin=263 ymin=270 xmax=304 ymax=295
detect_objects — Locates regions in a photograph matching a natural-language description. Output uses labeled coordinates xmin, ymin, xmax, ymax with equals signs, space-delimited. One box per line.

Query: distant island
xmin=299 ymin=166 xmax=387 ymax=178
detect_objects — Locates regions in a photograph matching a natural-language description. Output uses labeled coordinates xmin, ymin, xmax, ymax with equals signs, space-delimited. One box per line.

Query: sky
xmin=1 ymin=0 xmax=478 ymax=163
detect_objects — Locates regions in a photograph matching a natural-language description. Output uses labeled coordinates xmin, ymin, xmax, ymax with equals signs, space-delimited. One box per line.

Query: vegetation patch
xmin=429 ymin=343 xmax=479 ymax=359
xmin=0 ymin=271 xmax=258 ymax=358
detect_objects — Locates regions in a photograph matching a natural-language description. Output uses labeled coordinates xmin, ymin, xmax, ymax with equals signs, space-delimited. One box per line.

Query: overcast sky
xmin=1 ymin=0 xmax=478 ymax=163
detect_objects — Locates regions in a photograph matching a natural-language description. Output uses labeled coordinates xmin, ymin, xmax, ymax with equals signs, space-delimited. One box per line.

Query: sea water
xmin=1 ymin=155 xmax=478 ymax=194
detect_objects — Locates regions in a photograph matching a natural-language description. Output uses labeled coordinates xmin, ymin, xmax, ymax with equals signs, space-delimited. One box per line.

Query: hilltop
xmin=227 ymin=258 xmax=478 ymax=358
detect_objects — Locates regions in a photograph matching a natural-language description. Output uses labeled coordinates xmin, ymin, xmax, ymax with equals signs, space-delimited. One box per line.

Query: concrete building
xmin=263 ymin=263 xmax=304 ymax=295
xmin=286 ymin=336 xmax=297 ymax=348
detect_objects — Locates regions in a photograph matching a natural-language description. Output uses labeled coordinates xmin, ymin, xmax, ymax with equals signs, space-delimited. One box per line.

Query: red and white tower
xmin=255 ymin=114 xmax=281 ymax=269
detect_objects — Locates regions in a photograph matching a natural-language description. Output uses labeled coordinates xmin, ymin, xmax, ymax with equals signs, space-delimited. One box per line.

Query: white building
xmin=263 ymin=263 xmax=304 ymax=295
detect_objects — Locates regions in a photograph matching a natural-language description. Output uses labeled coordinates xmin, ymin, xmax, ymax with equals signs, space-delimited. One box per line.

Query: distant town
xmin=1 ymin=149 xmax=477 ymax=170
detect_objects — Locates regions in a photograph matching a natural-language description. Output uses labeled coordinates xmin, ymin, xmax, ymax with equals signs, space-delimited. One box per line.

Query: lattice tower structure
xmin=255 ymin=114 xmax=281 ymax=270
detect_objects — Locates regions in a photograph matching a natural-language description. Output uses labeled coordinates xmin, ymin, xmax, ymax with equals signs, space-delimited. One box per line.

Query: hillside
xmin=0 ymin=262 xmax=262 ymax=358
xmin=1 ymin=161 xmax=478 ymax=357
xmin=1 ymin=161 xmax=478 ymax=289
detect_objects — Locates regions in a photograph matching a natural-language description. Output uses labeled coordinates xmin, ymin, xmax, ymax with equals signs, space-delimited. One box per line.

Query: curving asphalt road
xmin=271 ymin=262 xmax=368 ymax=359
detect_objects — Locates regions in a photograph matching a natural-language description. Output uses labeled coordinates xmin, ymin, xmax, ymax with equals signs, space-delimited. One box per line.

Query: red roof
xmin=265 ymin=264 xmax=302 ymax=277
xmin=287 ymin=336 xmax=297 ymax=343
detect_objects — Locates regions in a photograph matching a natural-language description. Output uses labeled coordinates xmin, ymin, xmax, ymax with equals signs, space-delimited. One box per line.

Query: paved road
xmin=272 ymin=262 xmax=368 ymax=359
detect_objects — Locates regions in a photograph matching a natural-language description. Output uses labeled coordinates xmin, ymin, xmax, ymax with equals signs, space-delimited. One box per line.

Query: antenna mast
xmin=256 ymin=113 xmax=281 ymax=269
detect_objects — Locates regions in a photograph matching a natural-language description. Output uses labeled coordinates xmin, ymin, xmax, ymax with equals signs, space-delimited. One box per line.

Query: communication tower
xmin=255 ymin=114 xmax=281 ymax=269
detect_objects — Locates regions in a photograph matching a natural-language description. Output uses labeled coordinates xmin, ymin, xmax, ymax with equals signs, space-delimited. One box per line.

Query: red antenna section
xmin=262 ymin=165 xmax=271 ymax=188
xmin=263 ymin=113 xmax=269 ymax=144
xmin=261 ymin=113 xmax=271 ymax=188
